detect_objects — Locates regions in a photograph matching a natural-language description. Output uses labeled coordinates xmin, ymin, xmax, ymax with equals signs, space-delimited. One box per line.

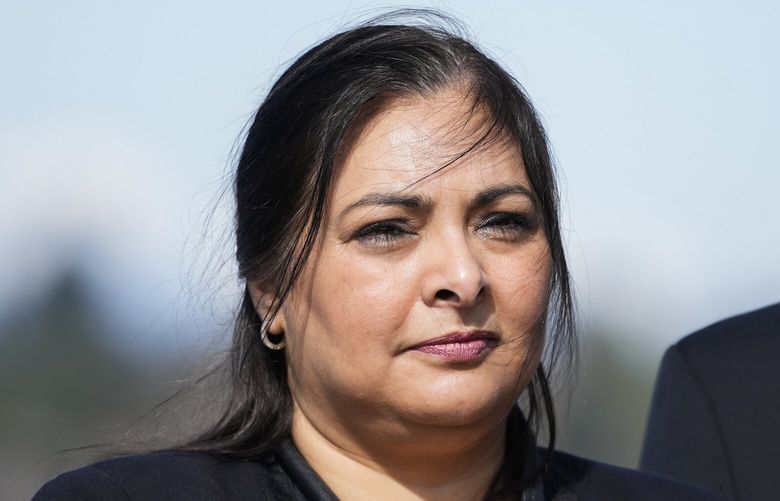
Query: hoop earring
xmin=261 ymin=319 xmax=286 ymax=350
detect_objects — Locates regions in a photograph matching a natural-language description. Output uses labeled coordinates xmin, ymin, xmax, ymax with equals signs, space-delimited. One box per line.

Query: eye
xmin=353 ymin=220 xmax=415 ymax=247
xmin=475 ymin=212 xmax=533 ymax=240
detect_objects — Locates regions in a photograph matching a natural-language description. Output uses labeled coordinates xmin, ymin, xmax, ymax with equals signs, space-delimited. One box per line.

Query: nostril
xmin=435 ymin=289 xmax=457 ymax=301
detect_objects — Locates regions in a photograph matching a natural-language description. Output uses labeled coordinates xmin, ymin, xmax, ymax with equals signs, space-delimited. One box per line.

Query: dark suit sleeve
xmin=639 ymin=344 xmax=736 ymax=499
xmin=33 ymin=465 xmax=132 ymax=501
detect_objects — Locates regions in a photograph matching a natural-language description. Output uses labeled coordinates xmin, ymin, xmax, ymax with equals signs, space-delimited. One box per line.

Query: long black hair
xmin=175 ymin=9 xmax=575 ymax=495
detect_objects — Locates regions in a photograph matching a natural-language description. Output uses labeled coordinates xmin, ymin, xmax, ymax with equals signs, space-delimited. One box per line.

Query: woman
xmin=35 ymin=12 xmax=725 ymax=501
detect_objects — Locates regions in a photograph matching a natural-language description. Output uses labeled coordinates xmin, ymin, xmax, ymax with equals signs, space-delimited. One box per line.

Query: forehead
xmin=331 ymin=90 xmax=529 ymax=205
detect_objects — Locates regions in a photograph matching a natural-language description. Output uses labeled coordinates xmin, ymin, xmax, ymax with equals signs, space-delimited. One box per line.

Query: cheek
xmin=285 ymin=251 xmax=420 ymax=403
xmin=488 ymin=246 xmax=552 ymax=334
xmin=307 ymin=250 xmax=420 ymax=350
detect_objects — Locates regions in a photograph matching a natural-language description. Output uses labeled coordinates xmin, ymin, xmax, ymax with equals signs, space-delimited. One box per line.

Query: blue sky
xmin=2 ymin=1 xmax=778 ymax=360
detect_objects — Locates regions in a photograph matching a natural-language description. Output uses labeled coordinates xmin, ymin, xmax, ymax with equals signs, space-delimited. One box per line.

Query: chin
xmin=391 ymin=378 xmax=517 ymax=430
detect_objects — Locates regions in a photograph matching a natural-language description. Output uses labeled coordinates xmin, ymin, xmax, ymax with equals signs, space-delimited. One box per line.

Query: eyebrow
xmin=337 ymin=193 xmax=433 ymax=221
xmin=337 ymin=183 xmax=537 ymax=222
xmin=475 ymin=184 xmax=538 ymax=209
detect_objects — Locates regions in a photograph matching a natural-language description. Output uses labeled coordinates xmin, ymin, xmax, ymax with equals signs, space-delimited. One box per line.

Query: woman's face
xmin=265 ymin=89 xmax=552 ymax=441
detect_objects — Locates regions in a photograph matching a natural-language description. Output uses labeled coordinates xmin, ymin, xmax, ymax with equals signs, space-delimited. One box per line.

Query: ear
xmin=247 ymin=281 xmax=287 ymax=335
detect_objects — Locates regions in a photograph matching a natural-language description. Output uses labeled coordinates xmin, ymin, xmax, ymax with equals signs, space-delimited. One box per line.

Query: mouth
xmin=407 ymin=330 xmax=498 ymax=362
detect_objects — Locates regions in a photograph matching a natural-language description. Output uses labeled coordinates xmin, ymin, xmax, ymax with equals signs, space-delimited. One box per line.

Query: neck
xmin=291 ymin=403 xmax=507 ymax=501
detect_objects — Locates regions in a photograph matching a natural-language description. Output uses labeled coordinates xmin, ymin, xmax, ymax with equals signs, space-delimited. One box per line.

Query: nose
xmin=421 ymin=231 xmax=486 ymax=308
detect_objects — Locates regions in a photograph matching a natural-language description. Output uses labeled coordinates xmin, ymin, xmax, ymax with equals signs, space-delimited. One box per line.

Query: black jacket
xmin=35 ymin=408 xmax=725 ymax=500
xmin=640 ymin=302 xmax=780 ymax=501
xmin=33 ymin=444 xmax=725 ymax=501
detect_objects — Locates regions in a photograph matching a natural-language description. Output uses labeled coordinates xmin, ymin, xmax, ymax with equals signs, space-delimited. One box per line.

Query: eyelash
xmin=353 ymin=212 xmax=532 ymax=247
xmin=353 ymin=220 xmax=415 ymax=246
xmin=476 ymin=212 xmax=532 ymax=238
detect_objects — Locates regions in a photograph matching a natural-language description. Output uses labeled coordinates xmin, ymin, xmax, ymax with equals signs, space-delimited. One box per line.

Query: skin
xmin=251 ymin=88 xmax=552 ymax=500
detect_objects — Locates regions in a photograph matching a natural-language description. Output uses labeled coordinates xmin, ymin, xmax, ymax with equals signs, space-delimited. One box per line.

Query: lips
xmin=408 ymin=330 xmax=498 ymax=361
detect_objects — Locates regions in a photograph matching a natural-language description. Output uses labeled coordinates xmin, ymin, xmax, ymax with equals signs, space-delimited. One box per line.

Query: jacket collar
xmin=276 ymin=440 xmax=339 ymax=500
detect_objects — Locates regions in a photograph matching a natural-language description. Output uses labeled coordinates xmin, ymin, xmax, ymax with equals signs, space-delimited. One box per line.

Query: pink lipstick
xmin=409 ymin=331 xmax=497 ymax=362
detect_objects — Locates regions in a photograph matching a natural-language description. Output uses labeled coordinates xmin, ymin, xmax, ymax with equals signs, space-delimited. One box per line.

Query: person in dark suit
xmin=640 ymin=302 xmax=780 ymax=500
xmin=35 ymin=10 xmax=725 ymax=500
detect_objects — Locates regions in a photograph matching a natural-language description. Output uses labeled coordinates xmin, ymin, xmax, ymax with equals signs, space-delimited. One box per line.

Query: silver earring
xmin=261 ymin=319 xmax=286 ymax=350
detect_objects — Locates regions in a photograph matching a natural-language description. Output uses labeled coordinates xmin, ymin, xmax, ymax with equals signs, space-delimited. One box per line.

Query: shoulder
xmin=655 ymin=301 xmax=780 ymax=392
xmin=33 ymin=451 xmax=296 ymax=501
xmin=677 ymin=301 xmax=780 ymax=358
xmin=545 ymin=450 xmax=728 ymax=500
